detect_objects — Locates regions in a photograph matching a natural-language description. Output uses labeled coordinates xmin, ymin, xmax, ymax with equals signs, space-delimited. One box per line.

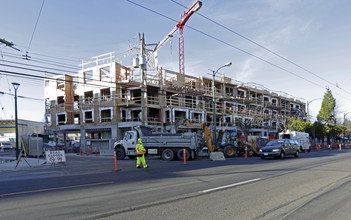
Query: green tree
xmin=281 ymin=118 xmax=312 ymax=134
xmin=312 ymin=121 xmax=325 ymax=141
xmin=317 ymin=89 xmax=336 ymax=125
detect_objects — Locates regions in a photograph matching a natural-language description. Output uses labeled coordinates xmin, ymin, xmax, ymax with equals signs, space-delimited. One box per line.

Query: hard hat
xmin=138 ymin=138 xmax=142 ymax=144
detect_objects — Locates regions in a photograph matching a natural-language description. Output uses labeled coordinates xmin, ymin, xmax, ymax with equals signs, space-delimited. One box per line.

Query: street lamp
xmin=306 ymin=98 xmax=322 ymax=121
xmin=212 ymin=62 xmax=232 ymax=147
xmin=12 ymin=82 xmax=20 ymax=160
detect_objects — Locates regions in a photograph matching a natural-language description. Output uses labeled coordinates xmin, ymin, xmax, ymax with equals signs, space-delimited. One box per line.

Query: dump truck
xmin=113 ymin=126 xmax=203 ymax=161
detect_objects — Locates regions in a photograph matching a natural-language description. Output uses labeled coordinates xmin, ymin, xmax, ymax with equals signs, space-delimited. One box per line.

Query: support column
xmin=111 ymin=126 xmax=119 ymax=151
xmin=63 ymin=132 xmax=67 ymax=153
xmin=80 ymin=127 xmax=86 ymax=153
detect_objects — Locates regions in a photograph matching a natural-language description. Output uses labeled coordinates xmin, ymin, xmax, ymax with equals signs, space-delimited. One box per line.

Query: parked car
xmin=0 ymin=142 xmax=14 ymax=150
xmin=258 ymin=139 xmax=300 ymax=159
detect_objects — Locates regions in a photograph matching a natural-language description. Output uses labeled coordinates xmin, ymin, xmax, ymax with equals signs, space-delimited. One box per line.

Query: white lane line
xmin=201 ymin=178 xmax=261 ymax=193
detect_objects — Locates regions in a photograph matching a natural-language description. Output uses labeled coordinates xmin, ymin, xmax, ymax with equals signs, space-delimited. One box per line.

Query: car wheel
xmin=280 ymin=151 xmax=285 ymax=159
xmin=294 ymin=150 xmax=299 ymax=158
xmin=260 ymin=156 xmax=265 ymax=159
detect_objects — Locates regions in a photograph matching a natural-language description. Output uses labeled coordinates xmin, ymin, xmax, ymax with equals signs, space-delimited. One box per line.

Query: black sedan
xmin=258 ymin=139 xmax=300 ymax=159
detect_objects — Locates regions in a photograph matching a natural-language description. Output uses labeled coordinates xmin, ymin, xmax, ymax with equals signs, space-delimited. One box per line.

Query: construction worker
xmin=135 ymin=138 xmax=148 ymax=168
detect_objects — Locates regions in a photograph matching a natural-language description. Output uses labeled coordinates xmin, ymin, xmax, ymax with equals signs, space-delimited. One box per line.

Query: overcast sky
xmin=1 ymin=0 xmax=351 ymax=122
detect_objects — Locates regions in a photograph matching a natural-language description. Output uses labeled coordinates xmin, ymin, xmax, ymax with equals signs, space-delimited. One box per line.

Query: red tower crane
xmin=153 ymin=1 xmax=202 ymax=74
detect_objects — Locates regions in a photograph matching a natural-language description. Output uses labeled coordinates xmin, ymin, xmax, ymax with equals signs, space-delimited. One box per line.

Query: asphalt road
xmin=1 ymin=150 xmax=351 ymax=220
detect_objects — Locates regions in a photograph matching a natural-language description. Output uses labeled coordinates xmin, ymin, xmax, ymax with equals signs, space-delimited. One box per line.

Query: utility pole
xmin=140 ymin=33 xmax=147 ymax=126
xmin=12 ymin=82 xmax=20 ymax=160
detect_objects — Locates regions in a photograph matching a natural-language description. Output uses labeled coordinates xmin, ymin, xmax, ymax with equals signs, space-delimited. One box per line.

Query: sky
xmin=1 ymin=0 xmax=351 ymax=123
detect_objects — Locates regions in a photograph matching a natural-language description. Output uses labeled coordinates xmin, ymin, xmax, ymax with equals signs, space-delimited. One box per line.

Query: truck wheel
xmin=177 ymin=149 xmax=190 ymax=161
xmin=223 ymin=146 xmax=236 ymax=158
xmin=162 ymin=149 xmax=175 ymax=161
xmin=115 ymin=148 xmax=126 ymax=160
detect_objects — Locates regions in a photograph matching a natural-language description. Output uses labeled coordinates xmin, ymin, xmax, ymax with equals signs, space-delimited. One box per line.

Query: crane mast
xmin=153 ymin=1 xmax=202 ymax=74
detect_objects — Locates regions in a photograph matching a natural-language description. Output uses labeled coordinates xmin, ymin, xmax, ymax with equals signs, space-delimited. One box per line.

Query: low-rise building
xmin=44 ymin=52 xmax=306 ymax=154
xmin=0 ymin=119 xmax=44 ymax=146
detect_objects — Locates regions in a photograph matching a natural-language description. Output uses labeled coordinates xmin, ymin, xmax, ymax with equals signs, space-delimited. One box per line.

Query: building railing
xmin=101 ymin=117 xmax=112 ymax=122
xmin=100 ymin=95 xmax=111 ymax=102
xmin=85 ymin=119 xmax=94 ymax=123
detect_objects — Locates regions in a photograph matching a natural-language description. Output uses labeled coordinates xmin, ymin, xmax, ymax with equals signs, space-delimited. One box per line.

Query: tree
xmin=312 ymin=121 xmax=325 ymax=141
xmin=317 ymin=89 xmax=336 ymax=125
xmin=236 ymin=118 xmax=253 ymax=141
xmin=280 ymin=117 xmax=312 ymax=134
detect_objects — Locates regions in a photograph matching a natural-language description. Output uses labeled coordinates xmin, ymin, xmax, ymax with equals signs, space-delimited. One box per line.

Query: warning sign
xmin=45 ymin=150 xmax=66 ymax=164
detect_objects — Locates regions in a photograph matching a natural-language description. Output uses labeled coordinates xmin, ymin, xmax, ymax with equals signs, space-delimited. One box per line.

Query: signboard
xmin=148 ymin=149 xmax=158 ymax=154
xmin=45 ymin=150 xmax=66 ymax=164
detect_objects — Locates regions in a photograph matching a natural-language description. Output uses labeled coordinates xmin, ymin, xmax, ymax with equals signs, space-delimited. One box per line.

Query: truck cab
xmin=114 ymin=130 xmax=138 ymax=159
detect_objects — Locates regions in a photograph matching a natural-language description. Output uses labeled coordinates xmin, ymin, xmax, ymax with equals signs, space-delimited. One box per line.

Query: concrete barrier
xmin=210 ymin=152 xmax=225 ymax=161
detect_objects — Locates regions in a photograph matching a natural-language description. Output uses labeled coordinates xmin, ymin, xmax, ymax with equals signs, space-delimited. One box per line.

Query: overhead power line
xmin=125 ymin=0 xmax=351 ymax=103
xmin=170 ymin=0 xmax=341 ymax=90
xmin=24 ymin=0 xmax=45 ymax=60
xmin=2 ymin=59 xmax=77 ymax=74
xmin=126 ymin=1 xmax=322 ymax=87
xmin=0 ymin=91 xmax=43 ymax=102
xmin=1 ymin=51 xmax=80 ymax=70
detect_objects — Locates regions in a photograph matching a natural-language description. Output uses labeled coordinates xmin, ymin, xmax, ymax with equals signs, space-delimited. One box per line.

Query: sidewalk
xmin=0 ymin=156 xmax=47 ymax=171
xmin=0 ymin=153 xmax=115 ymax=171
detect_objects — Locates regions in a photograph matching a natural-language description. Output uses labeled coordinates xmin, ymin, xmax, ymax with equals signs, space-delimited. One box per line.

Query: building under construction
xmin=44 ymin=51 xmax=306 ymax=154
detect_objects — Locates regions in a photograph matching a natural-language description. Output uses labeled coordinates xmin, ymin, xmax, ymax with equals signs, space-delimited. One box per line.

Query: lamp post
xmin=12 ymin=82 xmax=20 ymax=160
xmin=306 ymin=98 xmax=322 ymax=121
xmin=212 ymin=62 xmax=232 ymax=147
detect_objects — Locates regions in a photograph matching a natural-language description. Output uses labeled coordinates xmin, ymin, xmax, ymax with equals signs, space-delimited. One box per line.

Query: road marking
xmin=201 ymin=178 xmax=261 ymax=193
xmin=0 ymin=181 xmax=113 ymax=197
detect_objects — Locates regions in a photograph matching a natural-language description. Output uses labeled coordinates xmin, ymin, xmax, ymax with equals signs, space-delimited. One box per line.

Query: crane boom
xmin=153 ymin=26 xmax=178 ymax=53
xmin=153 ymin=1 xmax=202 ymax=74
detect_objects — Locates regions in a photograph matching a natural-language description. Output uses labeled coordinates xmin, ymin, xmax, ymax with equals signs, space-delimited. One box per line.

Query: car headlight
xmin=272 ymin=149 xmax=280 ymax=152
xmin=259 ymin=149 xmax=262 ymax=152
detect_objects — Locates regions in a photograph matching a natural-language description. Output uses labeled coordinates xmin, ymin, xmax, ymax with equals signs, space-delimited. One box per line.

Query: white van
xmin=279 ymin=130 xmax=311 ymax=152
